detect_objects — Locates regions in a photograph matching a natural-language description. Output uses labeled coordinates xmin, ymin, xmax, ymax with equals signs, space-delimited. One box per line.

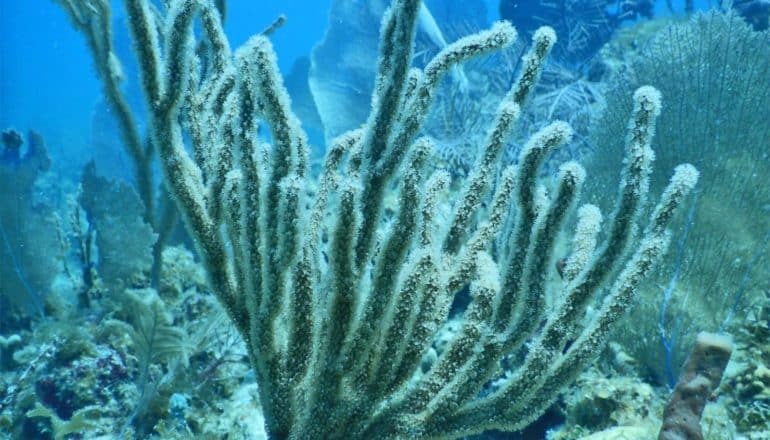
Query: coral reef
xmin=568 ymin=373 xmax=660 ymax=432
xmin=723 ymin=289 xmax=770 ymax=436
xmin=100 ymin=0 xmax=697 ymax=437
xmin=0 ymin=129 xmax=60 ymax=321
xmin=0 ymin=245 xmax=248 ymax=439
xmin=589 ymin=10 xmax=770 ymax=386
xmin=550 ymin=370 xmax=664 ymax=439
xmin=79 ymin=162 xmax=157 ymax=296
xmin=7 ymin=0 xmax=764 ymax=439
xmin=309 ymin=0 xmax=603 ymax=180
xmin=499 ymin=0 xmax=654 ymax=65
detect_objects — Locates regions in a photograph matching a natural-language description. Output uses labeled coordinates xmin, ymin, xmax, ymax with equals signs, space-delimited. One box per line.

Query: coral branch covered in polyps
xmin=68 ymin=0 xmax=698 ymax=437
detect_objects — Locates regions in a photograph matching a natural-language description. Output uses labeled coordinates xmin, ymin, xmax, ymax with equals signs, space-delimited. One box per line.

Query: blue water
xmin=1 ymin=1 xmax=338 ymax=174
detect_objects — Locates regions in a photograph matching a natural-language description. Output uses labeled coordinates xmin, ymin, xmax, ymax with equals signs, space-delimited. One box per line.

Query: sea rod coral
xmin=59 ymin=0 xmax=698 ymax=437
